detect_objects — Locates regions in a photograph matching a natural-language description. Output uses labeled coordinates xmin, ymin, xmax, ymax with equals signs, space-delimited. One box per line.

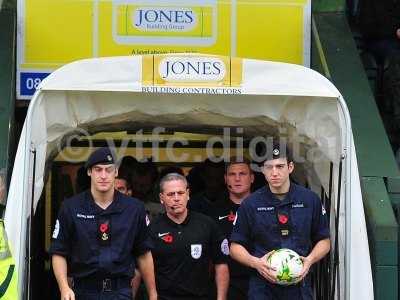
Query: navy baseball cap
xmin=85 ymin=147 xmax=115 ymax=169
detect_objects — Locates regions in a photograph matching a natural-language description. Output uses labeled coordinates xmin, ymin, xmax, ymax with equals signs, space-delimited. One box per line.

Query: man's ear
xmin=115 ymin=168 xmax=119 ymax=177
xmin=288 ymin=161 xmax=294 ymax=174
xmin=159 ymin=193 xmax=164 ymax=204
xmin=87 ymin=168 xmax=91 ymax=176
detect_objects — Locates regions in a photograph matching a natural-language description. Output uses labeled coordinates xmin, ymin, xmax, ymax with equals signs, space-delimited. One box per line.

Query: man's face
xmin=262 ymin=158 xmax=294 ymax=190
xmin=159 ymin=180 xmax=189 ymax=217
xmin=225 ymin=163 xmax=254 ymax=198
xmin=88 ymin=164 xmax=117 ymax=193
xmin=115 ymin=178 xmax=131 ymax=196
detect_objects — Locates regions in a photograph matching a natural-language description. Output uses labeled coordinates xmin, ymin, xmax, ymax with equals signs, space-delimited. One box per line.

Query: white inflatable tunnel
xmin=4 ymin=54 xmax=373 ymax=299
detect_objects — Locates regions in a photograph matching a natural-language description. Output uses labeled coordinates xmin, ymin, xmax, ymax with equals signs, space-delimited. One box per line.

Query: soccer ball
xmin=266 ymin=248 xmax=303 ymax=285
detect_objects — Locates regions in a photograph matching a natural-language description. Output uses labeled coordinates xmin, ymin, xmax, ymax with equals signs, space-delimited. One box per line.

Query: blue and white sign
xmin=19 ymin=72 xmax=50 ymax=98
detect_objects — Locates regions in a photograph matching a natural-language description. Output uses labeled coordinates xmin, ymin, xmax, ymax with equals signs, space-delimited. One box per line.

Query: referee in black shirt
xmin=149 ymin=173 xmax=229 ymax=300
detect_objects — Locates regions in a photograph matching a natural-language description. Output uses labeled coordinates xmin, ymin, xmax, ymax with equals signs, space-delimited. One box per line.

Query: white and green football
xmin=266 ymin=248 xmax=303 ymax=285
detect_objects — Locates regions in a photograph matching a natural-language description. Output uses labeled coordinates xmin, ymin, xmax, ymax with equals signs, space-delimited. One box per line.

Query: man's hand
xmin=147 ymin=291 xmax=158 ymax=300
xmin=298 ymin=238 xmax=330 ymax=281
xmin=137 ymin=251 xmax=157 ymax=300
xmin=299 ymin=255 xmax=313 ymax=280
xmin=252 ymin=251 xmax=276 ymax=283
xmin=60 ymin=286 xmax=75 ymax=300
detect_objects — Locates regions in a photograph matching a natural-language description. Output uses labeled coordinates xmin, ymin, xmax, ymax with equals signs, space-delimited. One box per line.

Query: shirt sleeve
xmin=132 ymin=204 xmax=153 ymax=257
xmin=230 ymin=204 xmax=251 ymax=247
xmin=209 ymin=218 xmax=229 ymax=264
xmin=311 ymin=195 xmax=330 ymax=244
xmin=48 ymin=202 xmax=72 ymax=257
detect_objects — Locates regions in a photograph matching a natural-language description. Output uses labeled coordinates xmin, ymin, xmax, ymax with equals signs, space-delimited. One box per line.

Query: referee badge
xmin=191 ymin=244 xmax=202 ymax=259
xmin=221 ymin=238 xmax=230 ymax=255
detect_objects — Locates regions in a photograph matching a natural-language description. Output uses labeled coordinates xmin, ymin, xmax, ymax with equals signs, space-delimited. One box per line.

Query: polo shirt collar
xmin=264 ymin=182 xmax=296 ymax=207
xmin=84 ymin=190 xmax=126 ymax=215
xmin=163 ymin=210 xmax=191 ymax=227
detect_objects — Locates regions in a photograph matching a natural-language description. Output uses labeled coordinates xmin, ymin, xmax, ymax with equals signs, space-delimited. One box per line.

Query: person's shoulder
xmin=292 ymin=183 xmax=320 ymax=202
xmin=149 ymin=213 xmax=165 ymax=230
xmin=242 ymin=186 xmax=268 ymax=206
xmin=62 ymin=191 xmax=87 ymax=208
xmin=292 ymin=183 xmax=317 ymax=194
xmin=117 ymin=192 xmax=148 ymax=214
xmin=190 ymin=211 xmax=216 ymax=226
xmin=189 ymin=212 xmax=221 ymax=237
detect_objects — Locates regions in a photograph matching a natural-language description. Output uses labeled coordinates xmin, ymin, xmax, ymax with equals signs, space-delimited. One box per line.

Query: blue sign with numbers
xmin=20 ymin=72 xmax=50 ymax=97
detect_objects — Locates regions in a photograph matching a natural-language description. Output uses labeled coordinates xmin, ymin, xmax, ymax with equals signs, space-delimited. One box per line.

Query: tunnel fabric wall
xmin=4 ymin=55 xmax=372 ymax=299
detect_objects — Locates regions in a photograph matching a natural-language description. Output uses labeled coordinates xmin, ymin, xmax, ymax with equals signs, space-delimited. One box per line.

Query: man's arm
xmin=214 ymin=263 xmax=229 ymax=300
xmin=130 ymin=269 xmax=142 ymax=299
xmin=52 ymin=254 xmax=75 ymax=300
xmin=230 ymin=242 xmax=276 ymax=283
xmin=137 ymin=251 xmax=157 ymax=300
xmin=300 ymin=238 xmax=330 ymax=279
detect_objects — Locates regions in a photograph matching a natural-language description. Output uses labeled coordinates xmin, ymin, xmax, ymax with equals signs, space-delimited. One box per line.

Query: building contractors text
xmin=142 ymin=86 xmax=242 ymax=94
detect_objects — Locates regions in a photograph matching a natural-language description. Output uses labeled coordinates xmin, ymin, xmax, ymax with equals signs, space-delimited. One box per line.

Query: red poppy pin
xmin=228 ymin=212 xmax=236 ymax=222
xmin=100 ymin=223 xmax=109 ymax=233
xmin=162 ymin=234 xmax=173 ymax=244
xmin=278 ymin=214 xmax=288 ymax=224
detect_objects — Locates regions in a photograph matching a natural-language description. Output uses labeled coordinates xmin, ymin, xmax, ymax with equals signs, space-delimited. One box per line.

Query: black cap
xmin=85 ymin=147 xmax=115 ymax=169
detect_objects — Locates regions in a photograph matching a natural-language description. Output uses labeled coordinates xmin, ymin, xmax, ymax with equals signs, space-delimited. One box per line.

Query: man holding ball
xmin=230 ymin=142 xmax=330 ymax=299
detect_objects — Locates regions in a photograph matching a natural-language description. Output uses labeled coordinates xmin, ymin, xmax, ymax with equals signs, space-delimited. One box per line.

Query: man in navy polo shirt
xmin=230 ymin=143 xmax=330 ymax=299
xmin=149 ymin=173 xmax=229 ymax=300
xmin=49 ymin=147 xmax=157 ymax=300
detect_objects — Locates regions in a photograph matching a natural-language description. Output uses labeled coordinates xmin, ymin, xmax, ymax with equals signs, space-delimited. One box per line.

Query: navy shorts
xmin=75 ymin=287 xmax=132 ymax=300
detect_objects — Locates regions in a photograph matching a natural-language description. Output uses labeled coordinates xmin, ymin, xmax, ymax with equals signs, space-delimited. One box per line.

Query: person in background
xmin=115 ymin=175 xmax=132 ymax=196
xmin=131 ymin=160 xmax=164 ymax=221
xmin=208 ymin=157 xmax=254 ymax=300
xmin=359 ymin=0 xmax=400 ymax=64
xmin=188 ymin=158 xmax=226 ymax=214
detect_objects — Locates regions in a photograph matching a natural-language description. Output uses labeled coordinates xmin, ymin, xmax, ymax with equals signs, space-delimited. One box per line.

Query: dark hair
xmin=118 ymin=156 xmax=138 ymax=179
xmin=225 ymin=156 xmax=252 ymax=174
xmin=116 ymin=174 xmax=132 ymax=189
